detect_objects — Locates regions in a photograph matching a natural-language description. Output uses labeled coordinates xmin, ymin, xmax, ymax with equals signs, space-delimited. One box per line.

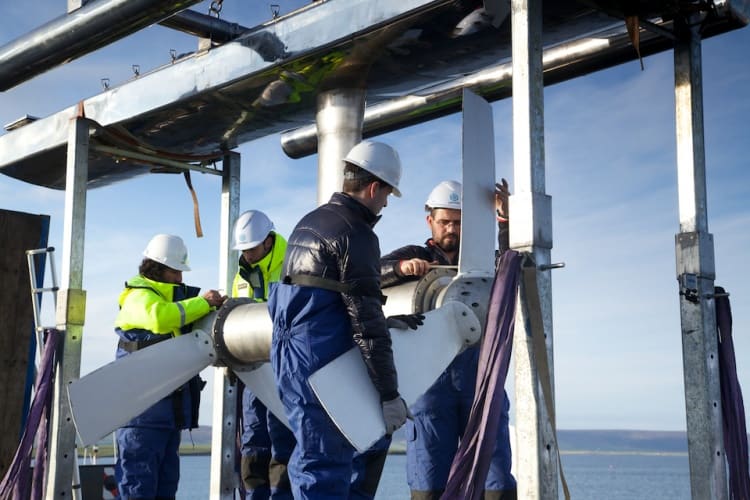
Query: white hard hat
xmin=425 ymin=180 xmax=462 ymax=210
xmin=233 ymin=210 xmax=275 ymax=250
xmin=344 ymin=141 xmax=403 ymax=197
xmin=143 ymin=234 xmax=191 ymax=271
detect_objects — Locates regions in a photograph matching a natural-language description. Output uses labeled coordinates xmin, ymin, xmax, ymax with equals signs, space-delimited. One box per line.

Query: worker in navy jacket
xmin=380 ymin=180 xmax=517 ymax=500
xmin=268 ymin=141 xmax=421 ymax=499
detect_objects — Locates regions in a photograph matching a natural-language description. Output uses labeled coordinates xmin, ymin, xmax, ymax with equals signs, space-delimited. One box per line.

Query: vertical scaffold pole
xmin=46 ymin=117 xmax=89 ymax=499
xmin=210 ymin=151 xmax=241 ymax=499
xmin=673 ymin=17 xmax=728 ymax=500
xmin=509 ymin=0 xmax=558 ymax=498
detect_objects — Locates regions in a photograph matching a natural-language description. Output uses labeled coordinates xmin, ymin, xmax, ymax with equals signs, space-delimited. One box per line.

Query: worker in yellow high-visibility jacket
xmin=231 ymin=211 xmax=294 ymax=500
xmin=114 ymin=234 xmax=225 ymax=500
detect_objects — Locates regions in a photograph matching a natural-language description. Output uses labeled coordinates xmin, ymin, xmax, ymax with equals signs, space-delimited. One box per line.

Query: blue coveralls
xmin=405 ymin=347 xmax=514 ymax=494
xmin=269 ymin=284 xmax=393 ymax=500
xmin=381 ymin=233 xmax=516 ymax=498
xmin=113 ymin=275 xmax=209 ymax=500
xmin=269 ymin=192 xmax=399 ymax=500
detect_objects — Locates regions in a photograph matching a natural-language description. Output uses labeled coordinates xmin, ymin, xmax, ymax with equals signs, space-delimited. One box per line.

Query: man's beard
xmin=437 ymin=234 xmax=459 ymax=252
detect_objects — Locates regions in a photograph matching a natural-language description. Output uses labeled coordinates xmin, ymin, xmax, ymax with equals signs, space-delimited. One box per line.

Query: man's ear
xmin=425 ymin=214 xmax=432 ymax=227
xmin=367 ymin=181 xmax=380 ymax=199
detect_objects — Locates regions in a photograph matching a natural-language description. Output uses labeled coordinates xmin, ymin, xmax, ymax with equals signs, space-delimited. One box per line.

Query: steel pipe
xmin=0 ymin=0 xmax=202 ymax=91
xmin=211 ymin=269 xmax=474 ymax=367
xmin=159 ymin=9 xmax=249 ymax=43
xmin=315 ymin=89 xmax=366 ymax=205
xmin=211 ymin=299 xmax=272 ymax=366
xmin=279 ymin=27 xmax=652 ymax=158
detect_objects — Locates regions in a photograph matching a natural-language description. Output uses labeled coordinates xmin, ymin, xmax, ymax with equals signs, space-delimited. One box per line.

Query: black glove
xmin=386 ymin=313 xmax=425 ymax=330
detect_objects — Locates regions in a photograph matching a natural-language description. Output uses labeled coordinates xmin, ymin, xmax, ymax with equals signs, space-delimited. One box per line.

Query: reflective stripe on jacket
xmin=115 ymin=275 xmax=210 ymax=336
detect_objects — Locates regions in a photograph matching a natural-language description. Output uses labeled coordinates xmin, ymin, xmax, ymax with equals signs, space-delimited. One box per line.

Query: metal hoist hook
xmin=209 ymin=0 xmax=224 ymax=18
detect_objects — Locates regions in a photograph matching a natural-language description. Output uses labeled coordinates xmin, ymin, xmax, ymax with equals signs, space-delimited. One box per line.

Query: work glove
xmin=386 ymin=313 xmax=425 ymax=330
xmin=381 ymin=396 xmax=410 ymax=435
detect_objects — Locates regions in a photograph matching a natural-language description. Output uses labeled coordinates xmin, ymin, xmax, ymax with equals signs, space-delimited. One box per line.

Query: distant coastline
xmin=80 ymin=428 xmax=700 ymax=459
xmin=556 ymin=429 xmax=691 ymax=454
xmin=559 ymin=450 xmax=687 ymax=456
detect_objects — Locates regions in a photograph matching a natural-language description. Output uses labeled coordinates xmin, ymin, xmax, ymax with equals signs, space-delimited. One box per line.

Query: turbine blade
xmin=308 ymin=301 xmax=481 ymax=452
xmin=68 ymin=329 xmax=216 ymax=446
xmin=458 ymin=89 xmax=496 ymax=277
xmin=234 ymin=363 xmax=291 ymax=430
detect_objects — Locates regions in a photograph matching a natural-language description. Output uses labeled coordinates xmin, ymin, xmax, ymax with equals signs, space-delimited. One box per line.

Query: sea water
xmin=176 ymin=452 xmax=692 ymax=499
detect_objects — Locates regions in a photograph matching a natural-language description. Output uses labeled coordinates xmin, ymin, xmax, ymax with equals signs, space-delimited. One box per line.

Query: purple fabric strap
xmin=0 ymin=328 xmax=61 ymax=499
xmin=715 ymin=287 xmax=750 ymax=500
xmin=442 ymin=250 xmax=522 ymax=500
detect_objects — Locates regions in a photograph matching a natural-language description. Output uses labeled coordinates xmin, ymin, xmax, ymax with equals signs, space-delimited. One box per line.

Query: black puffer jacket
xmin=283 ymin=192 xmax=399 ymax=401
xmin=380 ymin=239 xmax=453 ymax=289
xmin=380 ymin=220 xmax=509 ymax=288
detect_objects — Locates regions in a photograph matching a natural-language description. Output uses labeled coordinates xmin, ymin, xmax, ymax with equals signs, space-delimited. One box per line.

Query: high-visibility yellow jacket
xmin=231 ymin=233 xmax=287 ymax=300
xmin=115 ymin=275 xmax=210 ymax=336
xmin=114 ymin=274 xmax=212 ymax=429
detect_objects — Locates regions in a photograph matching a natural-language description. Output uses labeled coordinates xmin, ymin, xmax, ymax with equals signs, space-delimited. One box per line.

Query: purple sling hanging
xmin=442 ymin=250 xmax=522 ymax=500
xmin=715 ymin=286 xmax=750 ymax=500
xmin=0 ymin=328 xmax=60 ymax=499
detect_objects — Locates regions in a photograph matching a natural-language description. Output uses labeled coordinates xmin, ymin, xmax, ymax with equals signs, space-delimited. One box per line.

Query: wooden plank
xmin=0 ymin=208 xmax=49 ymax=478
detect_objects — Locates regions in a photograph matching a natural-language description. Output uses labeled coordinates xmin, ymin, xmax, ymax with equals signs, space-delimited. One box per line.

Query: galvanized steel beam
xmin=209 ymin=151 xmax=242 ymax=499
xmin=672 ymin=16 xmax=728 ymax=500
xmin=3 ymin=1 xmax=747 ymax=189
xmin=509 ymin=1 xmax=558 ymax=498
xmin=46 ymin=118 xmax=89 ymax=499
xmin=0 ymin=0 xmax=453 ymax=189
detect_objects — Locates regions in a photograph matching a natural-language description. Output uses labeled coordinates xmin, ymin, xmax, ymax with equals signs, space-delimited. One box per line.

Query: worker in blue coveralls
xmin=380 ymin=179 xmax=518 ymax=500
xmin=114 ymin=234 xmax=226 ymax=500
xmin=230 ymin=209 xmax=295 ymax=499
xmin=268 ymin=140 xmax=424 ymax=499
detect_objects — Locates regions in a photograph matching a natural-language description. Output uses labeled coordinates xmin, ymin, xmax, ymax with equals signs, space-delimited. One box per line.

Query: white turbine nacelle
xmin=68 ymin=275 xmax=488 ymax=450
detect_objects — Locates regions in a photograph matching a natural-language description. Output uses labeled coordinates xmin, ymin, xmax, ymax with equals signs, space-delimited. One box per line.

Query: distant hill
xmin=556 ymin=430 xmax=688 ymax=453
xmin=182 ymin=426 xmax=212 ymax=447
xmin=179 ymin=427 xmax=693 ymax=453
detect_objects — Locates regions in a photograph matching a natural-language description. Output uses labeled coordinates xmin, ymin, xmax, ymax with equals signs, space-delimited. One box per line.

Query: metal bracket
xmin=55 ymin=288 xmax=87 ymax=326
xmin=678 ymin=273 xmax=729 ymax=303
xmin=539 ymin=262 xmax=565 ymax=271
xmin=678 ymin=273 xmax=700 ymax=303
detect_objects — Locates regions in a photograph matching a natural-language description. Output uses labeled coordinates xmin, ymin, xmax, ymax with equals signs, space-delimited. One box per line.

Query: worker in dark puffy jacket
xmin=380 ymin=179 xmax=517 ymax=500
xmin=114 ymin=234 xmax=226 ymax=500
xmin=268 ymin=141 xmax=422 ymax=499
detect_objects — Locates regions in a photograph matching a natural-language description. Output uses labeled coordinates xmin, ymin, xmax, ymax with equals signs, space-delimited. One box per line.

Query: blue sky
xmin=1 ymin=1 xmax=748 ymax=431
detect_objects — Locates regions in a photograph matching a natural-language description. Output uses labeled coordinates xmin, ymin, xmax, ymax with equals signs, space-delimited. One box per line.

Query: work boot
xmin=485 ymin=489 xmax=518 ymax=500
